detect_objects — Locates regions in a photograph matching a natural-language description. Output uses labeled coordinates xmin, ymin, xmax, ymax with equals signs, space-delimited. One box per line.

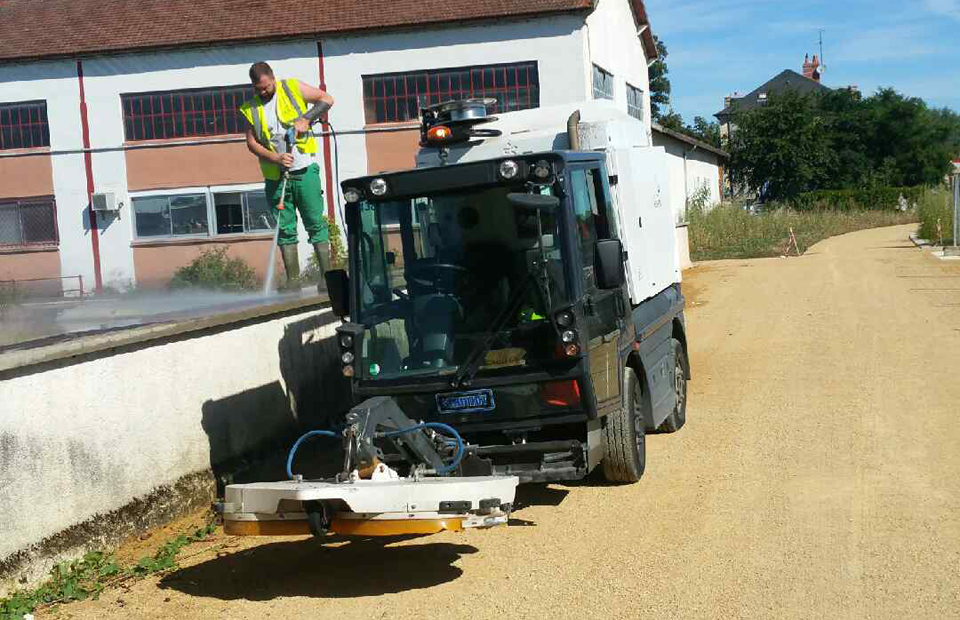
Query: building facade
xmin=0 ymin=0 xmax=657 ymax=293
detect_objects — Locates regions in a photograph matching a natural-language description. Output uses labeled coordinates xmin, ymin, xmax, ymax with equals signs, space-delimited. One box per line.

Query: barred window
xmin=626 ymin=83 xmax=644 ymax=121
xmin=362 ymin=61 xmax=540 ymax=125
xmin=0 ymin=197 xmax=58 ymax=248
xmin=121 ymin=85 xmax=251 ymax=141
xmin=0 ymin=101 xmax=50 ymax=150
xmin=592 ymin=65 xmax=614 ymax=101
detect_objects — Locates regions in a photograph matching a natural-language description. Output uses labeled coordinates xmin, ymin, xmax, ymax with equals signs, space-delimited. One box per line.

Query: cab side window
xmin=571 ymin=166 xmax=616 ymax=269
xmin=571 ymin=169 xmax=598 ymax=267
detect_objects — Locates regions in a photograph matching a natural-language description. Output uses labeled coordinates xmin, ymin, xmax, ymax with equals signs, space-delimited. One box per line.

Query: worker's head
xmin=249 ymin=62 xmax=276 ymax=100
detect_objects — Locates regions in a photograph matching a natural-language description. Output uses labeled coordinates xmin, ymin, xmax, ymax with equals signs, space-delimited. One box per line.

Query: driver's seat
xmin=405 ymin=293 xmax=462 ymax=369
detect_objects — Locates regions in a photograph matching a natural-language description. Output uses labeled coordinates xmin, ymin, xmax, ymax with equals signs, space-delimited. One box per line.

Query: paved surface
xmin=53 ymin=225 xmax=960 ymax=619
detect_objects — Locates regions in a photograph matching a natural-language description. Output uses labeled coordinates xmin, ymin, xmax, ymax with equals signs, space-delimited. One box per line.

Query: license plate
xmin=436 ymin=389 xmax=496 ymax=414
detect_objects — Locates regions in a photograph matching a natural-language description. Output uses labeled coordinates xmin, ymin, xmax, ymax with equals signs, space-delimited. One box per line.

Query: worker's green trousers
xmin=265 ymin=163 xmax=329 ymax=246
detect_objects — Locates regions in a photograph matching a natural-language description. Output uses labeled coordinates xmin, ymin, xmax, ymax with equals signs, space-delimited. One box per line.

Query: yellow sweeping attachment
xmin=224 ymin=518 xmax=464 ymax=537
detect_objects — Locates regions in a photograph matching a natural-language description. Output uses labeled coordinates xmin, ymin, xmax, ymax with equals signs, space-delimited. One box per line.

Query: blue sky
xmin=644 ymin=0 xmax=960 ymax=123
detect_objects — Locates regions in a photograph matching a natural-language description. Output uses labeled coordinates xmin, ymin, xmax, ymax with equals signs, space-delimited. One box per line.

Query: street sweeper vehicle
xmin=219 ymin=98 xmax=690 ymax=538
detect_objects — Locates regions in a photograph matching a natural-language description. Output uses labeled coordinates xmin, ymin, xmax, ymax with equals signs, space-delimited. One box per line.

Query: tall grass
xmin=916 ymin=187 xmax=954 ymax=245
xmin=689 ymin=203 xmax=919 ymax=261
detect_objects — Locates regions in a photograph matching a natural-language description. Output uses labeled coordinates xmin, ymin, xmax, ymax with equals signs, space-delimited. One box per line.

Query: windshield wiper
xmin=451 ymin=273 xmax=538 ymax=389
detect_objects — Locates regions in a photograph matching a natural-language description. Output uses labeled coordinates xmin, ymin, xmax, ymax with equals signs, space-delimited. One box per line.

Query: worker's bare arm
xmin=246 ymin=126 xmax=292 ymax=168
xmin=298 ymin=81 xmax=334 ymax=107
xmin=294 ymin=81 xmax=335 ymax=135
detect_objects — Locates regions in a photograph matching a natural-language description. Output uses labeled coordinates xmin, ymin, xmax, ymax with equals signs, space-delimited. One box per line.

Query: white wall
xmin=584 ymin=0 xmax=652 ymax=144
xmin=655 ymin=132 xmax=723 ymax=224
xmin=0 ymin=305 xmax=344 ymax=592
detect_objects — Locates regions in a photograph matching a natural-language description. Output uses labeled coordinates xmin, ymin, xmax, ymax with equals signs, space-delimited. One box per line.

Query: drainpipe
xmin=76 ymin=60 xmax=103 ymax=293
xmin=317 ymin=41 xmax=336 ymax=224
xmin=683 ymin=143 xmax=699 ymax=221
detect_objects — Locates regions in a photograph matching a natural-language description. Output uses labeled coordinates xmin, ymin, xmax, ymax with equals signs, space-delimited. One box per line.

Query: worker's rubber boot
xmin=312 ymin=242 xmax=330 ymax=295
xmin=280 ymin=244 xmax=301 ymax=292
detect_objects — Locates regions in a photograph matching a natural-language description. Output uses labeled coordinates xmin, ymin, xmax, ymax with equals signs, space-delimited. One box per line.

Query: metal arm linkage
xmin=341 ymin=397 xmax=449 ymax=476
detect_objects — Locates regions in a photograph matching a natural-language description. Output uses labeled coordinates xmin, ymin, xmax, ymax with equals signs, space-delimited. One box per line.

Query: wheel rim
xmin=674 ymin=357 xmax=686 ymax=416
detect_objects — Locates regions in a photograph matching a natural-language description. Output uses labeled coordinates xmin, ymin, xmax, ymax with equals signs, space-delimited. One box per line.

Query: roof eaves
xmin=0 ymin=4 xmax=597 ymax=64
xmin=652 ymin=122 xmax=729 ymax=159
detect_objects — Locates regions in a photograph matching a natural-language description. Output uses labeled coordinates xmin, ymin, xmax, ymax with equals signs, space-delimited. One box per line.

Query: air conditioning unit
xmin=91 ymin=192 xmax=119 ymax=213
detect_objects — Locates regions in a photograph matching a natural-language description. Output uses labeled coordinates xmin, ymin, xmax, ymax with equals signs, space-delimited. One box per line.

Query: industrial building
xmin=0 ymin=0 xmax=658 ymax=293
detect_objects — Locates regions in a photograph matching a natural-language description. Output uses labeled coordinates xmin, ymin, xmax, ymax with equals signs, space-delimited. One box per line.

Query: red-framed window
xmin=0 ymin=101 xmax=50 ymax=150
xmin=121 ymin=85 xmax=252 ymax=141
xmin=0 ymin=197 xmax=58 ymax=248
xmin=362 ymin=61 xmax=541 ymax=125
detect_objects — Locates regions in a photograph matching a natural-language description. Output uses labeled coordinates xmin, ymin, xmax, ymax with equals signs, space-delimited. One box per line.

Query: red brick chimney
xmin=802 ymin=53 xmax=821 ymax=82
xmin=802 ymin=54 xmax=814 ymax=79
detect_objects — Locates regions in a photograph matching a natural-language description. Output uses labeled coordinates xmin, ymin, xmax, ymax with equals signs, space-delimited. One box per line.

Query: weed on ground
xmin=0 ymin=522 xmax=217 ymax=620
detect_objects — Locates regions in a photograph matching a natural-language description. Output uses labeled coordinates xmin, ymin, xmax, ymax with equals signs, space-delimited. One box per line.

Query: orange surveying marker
xmin=790 ymin=227 xmax=801 ymax=256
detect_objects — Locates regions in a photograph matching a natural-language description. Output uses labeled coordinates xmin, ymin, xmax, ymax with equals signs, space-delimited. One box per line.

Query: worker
xmin=240 ymin=61 xmax=335 ymax=291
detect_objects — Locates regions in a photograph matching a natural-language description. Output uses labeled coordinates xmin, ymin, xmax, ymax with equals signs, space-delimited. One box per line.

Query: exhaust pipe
xmin=567 ymin=110 xmax=581 ymax=151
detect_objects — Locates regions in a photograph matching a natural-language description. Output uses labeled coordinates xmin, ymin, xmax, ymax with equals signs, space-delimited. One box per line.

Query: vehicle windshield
xmin=354 ymin=185 xmax=569 ymax=381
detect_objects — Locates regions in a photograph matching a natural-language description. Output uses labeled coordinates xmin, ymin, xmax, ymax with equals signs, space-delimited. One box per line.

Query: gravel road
xmin=55 ymin=224 xmax=960 ymax=620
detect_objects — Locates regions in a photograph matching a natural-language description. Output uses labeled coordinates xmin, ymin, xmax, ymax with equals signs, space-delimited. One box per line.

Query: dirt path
xmin=51 ymin=224 xmax=960 ymax=620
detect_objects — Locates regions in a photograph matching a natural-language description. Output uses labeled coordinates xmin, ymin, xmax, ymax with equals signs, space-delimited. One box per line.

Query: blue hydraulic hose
xmin=286 ymin=430 xmax=339 ymax=480
xmin=381 ymin=422 xmax=465 ymax=475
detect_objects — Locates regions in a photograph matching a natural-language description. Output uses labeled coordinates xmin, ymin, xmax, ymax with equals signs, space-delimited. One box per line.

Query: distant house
xmin=715 ymin=54 xmax=831 ymax=138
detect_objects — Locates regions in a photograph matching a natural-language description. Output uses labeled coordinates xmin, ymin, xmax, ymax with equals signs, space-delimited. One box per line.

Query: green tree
xmin=727 ymin=90 xmax=834 ymax=202
xmin=658 ymin=109 xmax=685 ymax=132
xmin=689 ymin=116 xmax=722 ymax=148
xmin=648 ymin=36 xmax=671 ymax=122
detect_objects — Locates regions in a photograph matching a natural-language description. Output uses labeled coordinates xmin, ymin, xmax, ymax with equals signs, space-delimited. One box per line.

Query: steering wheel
xmin=406 ymin=262 xmax=469 ymax=293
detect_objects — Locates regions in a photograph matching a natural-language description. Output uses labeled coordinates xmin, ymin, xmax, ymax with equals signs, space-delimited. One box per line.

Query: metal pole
xmin=953 ymin=174 xmax=959 ymax=248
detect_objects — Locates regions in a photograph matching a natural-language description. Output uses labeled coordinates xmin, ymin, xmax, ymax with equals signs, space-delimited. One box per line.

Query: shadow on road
xmin=513 ymin=483 xmax=569 ymax=510
xmin=159 ymin=536 xmax=478 ymax=600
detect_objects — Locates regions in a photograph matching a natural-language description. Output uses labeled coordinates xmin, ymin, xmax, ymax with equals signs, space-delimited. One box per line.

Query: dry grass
xmin=916 ymin=187 xmax=954 ymax=245
xmin=689 ymin=204 xmax=919 ymax=261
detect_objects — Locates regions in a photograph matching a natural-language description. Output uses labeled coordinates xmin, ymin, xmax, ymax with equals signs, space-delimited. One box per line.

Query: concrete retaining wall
xmin=0 ymin=298 xmax=350 ymax=595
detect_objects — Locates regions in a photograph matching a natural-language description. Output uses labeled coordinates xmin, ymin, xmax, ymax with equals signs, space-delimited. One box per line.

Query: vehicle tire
xmin=601 ymin=366 xmax=646 ymax=483
xmin=657 ymin=339 xmax=688 ymax=433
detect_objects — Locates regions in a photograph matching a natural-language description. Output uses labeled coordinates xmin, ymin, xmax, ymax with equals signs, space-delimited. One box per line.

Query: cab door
xmin=569 ymin=164 xmax=624 ymax=414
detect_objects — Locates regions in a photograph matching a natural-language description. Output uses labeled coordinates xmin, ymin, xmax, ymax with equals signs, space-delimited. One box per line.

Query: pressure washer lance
xmin=276 ymin=127 xmax=297 ymax=211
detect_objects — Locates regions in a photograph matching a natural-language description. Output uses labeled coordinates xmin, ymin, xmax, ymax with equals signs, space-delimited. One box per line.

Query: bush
xmin=916 ymin=187 xmax=954 ymax=245
xmin=169 ymin=246 xmax=258 ymax=291
xmin=793 ymin=186 xmax=925 ymax=211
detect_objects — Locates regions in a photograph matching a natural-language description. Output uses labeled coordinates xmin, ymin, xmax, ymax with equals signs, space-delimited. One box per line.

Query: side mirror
xmin=325 ymin=269 xmax=350 ymax=318
xmin=595 ymin=239 xmax=625 ymax=290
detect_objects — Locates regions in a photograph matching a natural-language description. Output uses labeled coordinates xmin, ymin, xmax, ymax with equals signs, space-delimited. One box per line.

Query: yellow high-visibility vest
xmin=239 ymin=78 xmax=318 ymax=181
